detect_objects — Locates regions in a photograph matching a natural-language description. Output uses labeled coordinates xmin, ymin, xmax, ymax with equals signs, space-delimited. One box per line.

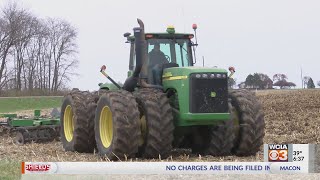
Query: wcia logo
xmin=268 ymin=144 xmax=288 ymax=162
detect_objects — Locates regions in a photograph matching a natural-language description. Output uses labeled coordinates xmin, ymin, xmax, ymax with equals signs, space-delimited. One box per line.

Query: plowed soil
xmin=0 ymin=89 xmax=319 ymax=162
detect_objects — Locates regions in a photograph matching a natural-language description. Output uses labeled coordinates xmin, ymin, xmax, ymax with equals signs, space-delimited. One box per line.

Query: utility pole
xmin=202 ymin=56 xmax=205 ymax=67
xmin=300 ymin=67 xmax=303 ymax=89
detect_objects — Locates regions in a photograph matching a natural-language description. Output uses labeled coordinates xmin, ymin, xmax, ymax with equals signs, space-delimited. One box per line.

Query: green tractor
xmin=60 ymin=19 xmax=265 ymax=159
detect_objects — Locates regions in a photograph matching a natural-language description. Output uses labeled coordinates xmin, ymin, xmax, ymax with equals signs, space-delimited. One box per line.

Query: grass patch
xmin=0 ymin=97 xmax=62 ymax=113
xmin=0 ymin=159 xmax=20 ymax=180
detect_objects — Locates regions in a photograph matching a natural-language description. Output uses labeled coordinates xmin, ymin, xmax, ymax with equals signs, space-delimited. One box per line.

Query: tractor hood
xmin=162 ymin=67 xmax=228 ymax=81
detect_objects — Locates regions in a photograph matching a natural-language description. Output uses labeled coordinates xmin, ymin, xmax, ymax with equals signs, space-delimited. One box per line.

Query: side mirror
xmin=124 ymin=32 xmax=133 ymax=43
xmin=124 ymin=32 xmax=131 ymax=37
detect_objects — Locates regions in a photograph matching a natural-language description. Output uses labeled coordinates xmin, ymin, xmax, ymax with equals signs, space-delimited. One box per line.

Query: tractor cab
xmin=125 ymin=26 xmax=196 ymax=85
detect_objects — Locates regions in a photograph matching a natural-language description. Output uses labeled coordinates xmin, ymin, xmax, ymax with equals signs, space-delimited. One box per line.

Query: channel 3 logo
xmin=268 ymin=144 xmax=288 ymax=162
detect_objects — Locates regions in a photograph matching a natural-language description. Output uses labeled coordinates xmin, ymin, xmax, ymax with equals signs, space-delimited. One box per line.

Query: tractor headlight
xmin=210 ymin=74 xmax=215 ymax=78
xmin=222 ymin=74 xmax=227 ymax=78
xmin=202 ymin=74 xmax=208 ymax=78
xmin=216 ymin=74 xmax=222 ymax=78
xmin=195 ymin=74 xmax=201 ymax=78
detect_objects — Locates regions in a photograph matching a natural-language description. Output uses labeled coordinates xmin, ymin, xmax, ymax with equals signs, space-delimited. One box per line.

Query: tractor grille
xmin=189 ymin=73 xmax=228 ymax=113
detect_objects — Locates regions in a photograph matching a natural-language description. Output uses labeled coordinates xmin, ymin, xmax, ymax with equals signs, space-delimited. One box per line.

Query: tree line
xmin=0 ymin=3 xmax=78 ymax=96
xmin=229 ymin=73 xmax=319 ymax=89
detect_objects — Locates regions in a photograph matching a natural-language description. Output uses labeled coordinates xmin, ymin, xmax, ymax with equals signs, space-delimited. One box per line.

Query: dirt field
xmin=258 ymin=89 xmax=320 ymax=145
xmin=0 ymin=89 xmax=319 ymax=163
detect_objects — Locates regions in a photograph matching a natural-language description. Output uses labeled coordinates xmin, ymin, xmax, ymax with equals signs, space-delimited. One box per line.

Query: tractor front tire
xmin=190 ymin=115 xmax=235 ymax=156
xmin=229 ymin=89 xmax=265 ymax=156
xmin=94 ymin=90 xmax=140 ymax=160
xmin=135 ymin=89 xmax=174 ymax=158
xmin=204 ymin=118 xmax=235 ymax=156
xmin=60 ymin=90 xmax=93 ymax=152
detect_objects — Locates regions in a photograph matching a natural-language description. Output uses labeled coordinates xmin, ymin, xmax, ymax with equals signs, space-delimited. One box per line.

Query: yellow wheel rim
xmin=139 ymin=115 xmax=147 ymax=146
xmin=64 ymin=105 xmax=74 ymax=142
xmin=99 ymin=106 xmax=113 ymax=148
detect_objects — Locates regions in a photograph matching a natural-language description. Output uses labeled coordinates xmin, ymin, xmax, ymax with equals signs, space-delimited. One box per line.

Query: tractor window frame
xmin=128 ymin=38 xmax=194 ymax=72
xmin=146 ymin=38 xmax=193 ymax=67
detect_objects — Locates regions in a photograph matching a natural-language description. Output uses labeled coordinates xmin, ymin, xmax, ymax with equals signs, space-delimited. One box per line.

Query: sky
xmin=1 ymin=0 xmax=319 ymax=90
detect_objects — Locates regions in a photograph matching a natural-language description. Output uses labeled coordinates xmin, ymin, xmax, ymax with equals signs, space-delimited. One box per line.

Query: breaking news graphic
xmin=19 ymin=144 xmax=319 ymax=175
xmin=20 ymin=144 xmax=319 ymax=175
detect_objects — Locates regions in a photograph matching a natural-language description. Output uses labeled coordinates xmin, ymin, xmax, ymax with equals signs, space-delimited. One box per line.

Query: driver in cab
xmin=148 ymin=43 xmax=169 ymax=84
xmin=148 ymin=43 xmax=169 ymax=68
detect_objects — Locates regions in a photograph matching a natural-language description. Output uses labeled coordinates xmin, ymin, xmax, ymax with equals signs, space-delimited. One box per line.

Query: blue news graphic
xmin=165 ymin=164 xmax=269 ymax=172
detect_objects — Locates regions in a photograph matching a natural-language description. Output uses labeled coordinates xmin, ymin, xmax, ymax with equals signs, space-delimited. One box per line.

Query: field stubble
xmin=0 ymin=89 xmax=319 ymax=162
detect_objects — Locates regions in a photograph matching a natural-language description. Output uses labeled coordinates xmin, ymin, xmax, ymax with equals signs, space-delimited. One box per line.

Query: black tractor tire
xmin=86 ymin=91 xmax=100 ymax=152
xmin=135 ymin=89 xmax=174 ymax=158
xmin=94 ymin=90 xmax=140 ymax=160
xmin=190 ymin=111 xmax=235 ymax=156
xmin=229 ymin=89 xmax=265 ymax=156
xmin=86 ymin=89 xmax=109 ymax=152
xmin=60 ymin=89 xmax=93 ymax=152
xmin=204 ymin=117 xmax=235 ymax=156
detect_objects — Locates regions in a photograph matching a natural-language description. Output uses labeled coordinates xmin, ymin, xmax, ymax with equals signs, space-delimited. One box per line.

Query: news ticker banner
xmin=21 ymin=144 xmax=319 ymax=175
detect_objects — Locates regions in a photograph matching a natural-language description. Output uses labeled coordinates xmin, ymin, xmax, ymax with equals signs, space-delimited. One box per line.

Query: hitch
xmin=100 ymin=65 xmax=122 ymax=89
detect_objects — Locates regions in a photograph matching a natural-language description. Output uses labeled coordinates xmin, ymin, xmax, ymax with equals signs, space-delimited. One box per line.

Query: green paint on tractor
xmin=161 ymin=67 xmax=230 ymax=126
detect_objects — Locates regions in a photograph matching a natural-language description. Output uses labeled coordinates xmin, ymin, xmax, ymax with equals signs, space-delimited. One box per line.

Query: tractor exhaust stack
xmin=123 ymin=18 xmax=162 ymax=91
xmin=122 ymin=19 xmax=146 ymax=92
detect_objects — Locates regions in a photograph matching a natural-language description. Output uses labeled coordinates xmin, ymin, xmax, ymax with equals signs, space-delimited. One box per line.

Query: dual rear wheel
xmin=60 ymin=89 xmax=174 ymax=160
xmin=60 ymin=90 xmax=93 ymax=152
xmin=94 ymin=90 xmax=140 ymax=159
xmin=60 ymin=89 xmax=140 ymax=160
xmin=135 ymin=89 xmax=174 ymax=158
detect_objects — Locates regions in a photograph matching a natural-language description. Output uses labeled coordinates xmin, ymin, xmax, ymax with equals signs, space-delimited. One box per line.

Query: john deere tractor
xmin=60 ymin=19 xmax=265 ymax=160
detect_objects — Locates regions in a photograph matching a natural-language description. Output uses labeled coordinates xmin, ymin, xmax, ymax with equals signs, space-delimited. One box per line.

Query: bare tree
xmin=0 ymin=2 xmax=78 ymax=95
xmin=46 ymin=18 xmax=78 ymax=92
xmin=273 ymin=73 xmax=287 ymax=82
xmin=9 ymin=9 xmax=39 ymax=90
xmin=0 ymin=13 xmax=13 ymax=92
xmin=35 ymin=22 xmax=51 ymax=91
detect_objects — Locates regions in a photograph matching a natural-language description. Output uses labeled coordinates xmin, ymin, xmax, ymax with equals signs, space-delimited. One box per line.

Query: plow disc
xmin=14 ymin=126 xmax=60 ymax=145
